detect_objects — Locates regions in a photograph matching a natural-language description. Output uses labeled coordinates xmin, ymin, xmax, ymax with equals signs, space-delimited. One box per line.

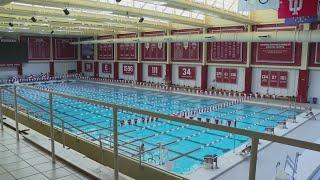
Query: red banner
xmin=84 ymin=63 xmax=93 ymax=72
xmin=178 ymin=66 xmax=196 ymax=80
xmin=216 ymin=68 xmax=223 ymax=83
xmin=278 ymin=0 xmax=318 ymax=18
xmin=270 ymin=71 xmax=279 ymax=87
xmin=261 ymin=70 xmax=270 ymax=87
xmin=222 ymin=69 xmax=230 ymax=83
xmin=316 ymin=42 xmax=320 ymax=64
xmin=27 ymin=37 xmax=50 ymax=60
xmin=143 ymin=32 xmax=166 ymax=61
xmin=148 ymin=65 xmax=162 ymax=77
xmin=122 ymin=64 xmax=134 ymax=75
xmin=54 ymin=38 xmax=77 ymax=60
xmin=102 ymin=63 xmax=112 ymax=73
xmin=118 ymin=34 xmax=137 ymax=60
xmin=278 ymin=71 xmax=288 ymax=88
xmin=257 ymin=42 xmax=294 ymax=63
xmin=98 ymin=36 xmax=113 ymax=60
xmin=172 ymin=30 xmax=200 ymax=61
xmin=0 ymin=63 xmax=21 ymax=67
xmin=229 ymin=69 xmax=238 ymax=84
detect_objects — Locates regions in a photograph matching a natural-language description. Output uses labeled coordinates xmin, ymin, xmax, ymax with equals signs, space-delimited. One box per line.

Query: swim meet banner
xmin=122 ymin=64 xmax=134 ymax=75
xmin=257 ymin=42 xmax=294 ymax=63
xmin=54 ymin=38 xmax=77 ymax=60
xmin=118 ymin=34 xmax=137 ymax=61
xmin=148 ymin=65 xmax=162 ymax=77
xmin=172 ymin=29 xmax=201 ymax=62
xmin=27 ymin=37 xmax=50 ymax=60
xmin=98 ymin=36 xmax=113 ymax=60
xmin=102 ymin=63 xmax=112 ymax=73
xmin=142 ymin=32 xmax=166 ymax=61
xmin=278 ymin=0 xmax=318 ymax=18
xmin=84 ymin=62 xmax=93 ymax=72
xmin=178 ymin=66 xmax=196 ymax=80
xmin=260 ymin=70 xmax=288 ymax=88
xmin=216 ymin=68 xmax=237 ymax=84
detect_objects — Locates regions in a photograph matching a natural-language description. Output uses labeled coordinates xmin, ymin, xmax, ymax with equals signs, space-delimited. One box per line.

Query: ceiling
xmin=0 ymin=0 xmax=280 ymax=36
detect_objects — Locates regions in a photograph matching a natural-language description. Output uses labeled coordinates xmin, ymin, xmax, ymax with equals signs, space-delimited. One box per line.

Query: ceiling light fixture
xmin=63 ymin=8 xmax=70 ymax=15
xmin=139 ymin=17 xmax=144 ymax=23
xmin=30 ymin=16 xmax=37 ymax=22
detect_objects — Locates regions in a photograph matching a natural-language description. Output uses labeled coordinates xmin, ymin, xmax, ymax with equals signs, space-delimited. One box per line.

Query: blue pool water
xmin=2 ymin=81 xmax=301 ymax=174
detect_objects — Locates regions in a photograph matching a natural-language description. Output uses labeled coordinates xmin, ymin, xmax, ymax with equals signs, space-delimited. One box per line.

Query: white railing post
xmin=113 ymin=107 xmax=119 ymax=180
xmin=0 ymin=88 xmax=3 ymax=130
xmin=49 ymin=92 xmax=56 ymax=163
xmin=14 ymin=85 xmax=19 ymax=140
xmin=249 ymin=138 xmax=259 ymax=180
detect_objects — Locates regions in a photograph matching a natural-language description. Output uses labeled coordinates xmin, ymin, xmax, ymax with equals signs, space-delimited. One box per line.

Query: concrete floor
xmin=0 ymin=125 xmax=91 ymax=180
xmin=216 ymin=114 xmax=320 ymax=180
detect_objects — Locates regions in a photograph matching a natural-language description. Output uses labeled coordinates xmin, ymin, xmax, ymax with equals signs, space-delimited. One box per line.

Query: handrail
xmin=2 ymin=87 xmax=100 ymax=142
xmin=15 ymin=84 xmax=320 ymax=153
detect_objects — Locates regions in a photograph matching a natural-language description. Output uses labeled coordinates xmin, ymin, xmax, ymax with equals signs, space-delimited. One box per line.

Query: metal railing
xmin=0 ymin=83 xmax=320 ymax=180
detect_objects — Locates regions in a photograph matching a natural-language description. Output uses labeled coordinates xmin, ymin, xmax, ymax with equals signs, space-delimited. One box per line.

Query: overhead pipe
xmin=72 ymin=30 xmax=320 ymax=45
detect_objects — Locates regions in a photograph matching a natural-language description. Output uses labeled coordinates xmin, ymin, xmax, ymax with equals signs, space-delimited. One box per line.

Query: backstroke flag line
xmin=238 ymin=0 xmax=280 ymax=11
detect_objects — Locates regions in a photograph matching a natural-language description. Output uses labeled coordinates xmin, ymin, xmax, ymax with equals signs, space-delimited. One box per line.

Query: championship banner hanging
xmin=178 ymin=66 xmax=196 ymax=80
xmin=148 ymin=65 xmax=162 ymax=77
xmin=102 ymin=63 xmax=112 ymax=73
xmin=84 ymin=63 xmax=93 ymax=72
xmin=278 ymin=0 xmax=318 ymax=18
xmin=260 ymin=70 xmax=288 ymax=88
xmin=123 ymin=64 xmax=134 ymax=75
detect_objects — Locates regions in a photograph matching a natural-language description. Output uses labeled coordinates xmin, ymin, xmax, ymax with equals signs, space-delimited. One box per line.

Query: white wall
xmin=54 ymin=61 xmax=77 ymax=74
xmin=172 ymin=64 xmax=201 ymax=87
xmin=142 ymin=63 xmax=166 ymax=83
xmin=207 ymin=66 xmax=245 ymax=92
xmin=251 ymin=68 xmax=299 ymax=96
xmin=99 ymin=61 xmax=114 ymax=78
xmin=22 ymin=62 xmax=49 ymax=76
xmin=0 ymin=67 xmax=18 ymax=79
xmin=308 ymin=70 xmax=320 ymax=104
xmin=118 ymin=62 xmax=137 ymax=81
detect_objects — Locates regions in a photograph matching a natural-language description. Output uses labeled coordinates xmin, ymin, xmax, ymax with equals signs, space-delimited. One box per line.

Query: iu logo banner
xmin=238 ymin=0 xmax=279 ymax=11
xmin=278 ymin=0 xmax=318 ymax=18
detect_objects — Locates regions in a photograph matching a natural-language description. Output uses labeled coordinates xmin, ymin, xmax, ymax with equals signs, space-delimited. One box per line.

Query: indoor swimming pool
xmin=2 ymin=81 xmax=301 ymax=175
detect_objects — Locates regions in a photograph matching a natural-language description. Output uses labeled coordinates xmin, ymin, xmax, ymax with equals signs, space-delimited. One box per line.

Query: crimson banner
xmin=84 ymin=63 xmax=93 ymax=72
xmin=122 ymin=64 xmax=134 ymax=75
xmin=222 ymin=69 xmax=230 ymax=83
xmin=257 ymin=42 xmax=294 ymax=63
xmin=118 ymin=34 xmax=137 ymax=60
xmin=278 ymin=71 xmax=288 ymax=88
xmin=54 ymin=38 xmax=77 ymax=60
xmin=278 ymin=0 xmax=318 ymax=19
xmin=229 ymin=69 xmax=238 ymax=84
xmin=143 ymin=32 xmax=165 ymax=61
xmin=216 ymin=68 xmax=223 ymax=83
xmin=98 ymin=36 xmax=113 ymax=60
xmin=270 ymin=71 xmax=279 ymax=87
xmin=261 ymin=70 xmax=270 ymax=87
xmin=148 ymin=65 xmax=162 ymax=77
xmin=102 ymin=63 xmax=112 ymax=73
xmin=178 ymin=66 xmax=196 ymax=80
xmin=28 ymin=37 xmax=50 ymax=60
xmin=316 ymin=42 xmax=320 ymax=64
xmin=172 ymin=30 xmax=200 ymax=61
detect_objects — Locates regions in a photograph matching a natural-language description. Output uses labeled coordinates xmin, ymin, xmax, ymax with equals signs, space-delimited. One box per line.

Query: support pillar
xmin=165 ymin=64 xmax=172 ymax=85
xmin=114 ymin=62 xmax=119 ymax=80
xmin=77 ymin=61 xmax=82 ymax=74
xmin=244 ymin=67 xmax=252 ymax=94
xmin=297 ymin=70 xmax=309 ymax=103
xmin=49 ymin=62 xmax=54 ymax=77
xmin=137 ymin=63 xmax=143 ymax=82
xmin=17 ymin=64 xmax=23 ymax=76
xmin=93 ymin=62 xmax=99 ymax=78
xmin=201 ymin=65 xmax=208 ymax=90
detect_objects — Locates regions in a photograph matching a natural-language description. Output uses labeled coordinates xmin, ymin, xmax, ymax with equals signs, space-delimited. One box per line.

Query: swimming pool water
xmin=2 ymin=81 xmax=301 ymax=175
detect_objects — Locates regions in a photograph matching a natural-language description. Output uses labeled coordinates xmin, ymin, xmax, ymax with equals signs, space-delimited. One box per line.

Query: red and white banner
xmin=216 ymin=68 xmax=237 ymax=84
xmin=0 ymin=63 xmax=21 ymax=68
xmin=257 ymin=42 xmax=294 ymax=63
xmin=143 ymin=32 xmax=166 ymax=61
xmin=208 ymin=27 xmax=245 ymax=63
xmin=216 ymin=68 xmax=223 ymax=83
xmin=278 ymin=0 xmax=318 ymax=18
xmin=261 ymin=70 xmax=288 ymax=88
xmin=148 ymin=65 xmax=162 ymax=77
xmin=54 ymin=38 xmax=77 ymax=60
xmin=178 ymin=66 xmax=196 ymax=80
xmin=84 ymin=63 xmax=93 ymax=72
xmin=261 ymin=70 xmax=270 ymax=87
xmin=28 ymin=37 xmax=50 ymax=60
xmin=122 ymin=64 xmax=134 ymax=75
xmin=278 ymin=71 xmax=288 ymax=88
xmin=102 ymin=63 xmax=112 ymax=73
xmin=172 ymin=30 xmax=201 ymax=61
xmin=270 ymin=71 xmax=279 ymax=87
xmin=98 ymin=36 xmax=113 ymax=60
xmin=118 ymin=34 xmax=137 ymax=60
